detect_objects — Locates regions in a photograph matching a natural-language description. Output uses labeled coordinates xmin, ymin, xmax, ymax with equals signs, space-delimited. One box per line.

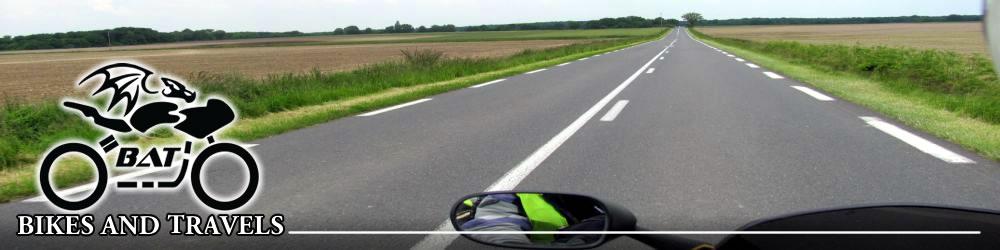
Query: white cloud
xmin=88 ymin=0 xmax=131 ymax=15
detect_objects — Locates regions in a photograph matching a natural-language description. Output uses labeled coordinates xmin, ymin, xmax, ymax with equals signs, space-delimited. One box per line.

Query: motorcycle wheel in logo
xmin=38 ymin=62 xmax=260 ymax=211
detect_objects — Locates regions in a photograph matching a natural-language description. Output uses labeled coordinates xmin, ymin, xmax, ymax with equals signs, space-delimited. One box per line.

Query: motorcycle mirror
xmin=987 ymin=0 xmax=1000 ymax=75
xmin=449 ymin=192 xmax=635 ymax=249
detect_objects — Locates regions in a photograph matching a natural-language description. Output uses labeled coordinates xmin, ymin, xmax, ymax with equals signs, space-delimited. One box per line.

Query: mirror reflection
xmin=452 ymin=192 xmax=608 ymax=248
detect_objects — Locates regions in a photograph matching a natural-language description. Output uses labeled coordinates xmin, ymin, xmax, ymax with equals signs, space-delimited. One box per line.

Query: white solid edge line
xmin=413 ymin=42 xmax=672 ymax=250
xmin=578 ymin=57 xmax=589 ymax=61
xmin=600 ymin=100 xmax=629 ymax=122
xmin=746 ymin=63 xmax=760 ymax=68
xmin=860 ymin=117 xmax=975 ymax=164
xmin=24 ymin=167 xmax=167 ymax=202
xmin=357 ymin=98 xmax=432 ymax=117
xmin=735 ymin=58 xmax=745 ymax=62
xmin=293 ymin=230 xmax=980 ymax=235
xmin=646 ymin=68 xmax=655 ymax=74
xmin=763 ymin=71 xmax=784 ymax=79
xmin=470 ymin=79 xmax=506 ymax=88
xmin=790 ymin=86 xmax=835 ymax=101
xmin=557 ymin=62 xmax=571 ymax=67
xmin=526 ymin=68 xmax=547 ymax=74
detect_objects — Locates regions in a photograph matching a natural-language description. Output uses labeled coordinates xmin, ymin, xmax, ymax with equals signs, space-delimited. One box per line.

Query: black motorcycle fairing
xmin=716 ymin=205 xmax=1000 ymax=250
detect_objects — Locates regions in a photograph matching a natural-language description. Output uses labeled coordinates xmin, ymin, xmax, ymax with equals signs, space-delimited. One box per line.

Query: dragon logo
xmin=38 ymin=62 xmax=260 ymax=211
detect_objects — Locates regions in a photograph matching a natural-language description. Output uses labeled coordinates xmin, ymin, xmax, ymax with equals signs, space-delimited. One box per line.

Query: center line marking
xmin=413 ymin=44 xmax=671 ymax=250
xmin=357 ymin=98 xmax=432 ymax=117
xmin=727 ymin=54 xmax=735 ymax=57
xmin=600 ymin=100 xmax=630 ymax=121
xmin=659 ymin=57 xmax=664 ymax=60
xmin=557 ymin=62 xmax=570 ymax=67
xmin=860 ymin=117 xmax=975 ymax=164
xmin=763 ymin=71 xmax=784 ymax=79
xmin=790 ymin=86 xmax=835 ymax=101
xmin=646 ymin=68 xmax=655 ymax=74
xmin=526 ymin=68 xmax=547 ymax=74
xmin=746 ymin=63 xmax=760 ymax=68
xmin=735 ymin=58 xmax=745 ymax=62
xmin=470 ymin=79 xmax=505 ymax=88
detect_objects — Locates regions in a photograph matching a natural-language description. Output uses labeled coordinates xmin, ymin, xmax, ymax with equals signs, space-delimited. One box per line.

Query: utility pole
xmin=107 ymin=30 xmax=112 ymax=51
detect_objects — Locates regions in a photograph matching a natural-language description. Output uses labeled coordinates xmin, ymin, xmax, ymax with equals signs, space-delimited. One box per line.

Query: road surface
xmin=3 ymin=28 xmax=999 ymax=249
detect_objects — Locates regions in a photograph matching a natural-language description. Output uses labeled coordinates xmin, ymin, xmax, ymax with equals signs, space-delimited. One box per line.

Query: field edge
xmin=690 ymin=28 xmax=999 ymax=162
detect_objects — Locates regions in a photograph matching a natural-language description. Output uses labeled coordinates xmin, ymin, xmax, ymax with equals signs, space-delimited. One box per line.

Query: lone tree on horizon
xmin=682 ymin=12 xmax=704 ymax=27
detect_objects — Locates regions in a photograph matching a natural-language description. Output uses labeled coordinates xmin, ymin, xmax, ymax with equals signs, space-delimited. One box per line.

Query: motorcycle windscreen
xmin=716 ymin=206 xmax=1000 ymax=250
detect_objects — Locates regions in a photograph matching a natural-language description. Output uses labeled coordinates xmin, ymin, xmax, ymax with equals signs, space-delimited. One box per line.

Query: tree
xmin=333 ymin=28 xmax=345 ymax=35
xmin=666 ymin=19 xmax=680 ymax=27
xmin=344 ymin=25 xmax=361 ymax=34
xmin=399 ymin=24 xmax=415 ymax=33
xmin=652 ymin=17 xmax=665 ymax=27
xmin=682 ymin=12 xmax=704 ymax=27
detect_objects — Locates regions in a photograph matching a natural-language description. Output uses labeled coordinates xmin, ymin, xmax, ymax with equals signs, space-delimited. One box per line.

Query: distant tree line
xmin=461 ymin=16 xmax=677 ymax=31
xmin=0 ymin=27 xmax=305 ymax=51
xmin=330 ymin=21 xmax=457 ymax=35
xmin=698 ymin=14 xmax=981 ymax=26
xmin=330 ymin=16 xmax=675 ymax=35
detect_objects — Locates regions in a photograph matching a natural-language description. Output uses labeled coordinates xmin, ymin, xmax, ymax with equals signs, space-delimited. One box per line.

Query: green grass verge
xmin=690 ymin=29 xmax=999 ymax=161
xmin=0 ymin=28 xmax=669 ymax=203
xmin=690 ymin=29 xmax=998 ymax=124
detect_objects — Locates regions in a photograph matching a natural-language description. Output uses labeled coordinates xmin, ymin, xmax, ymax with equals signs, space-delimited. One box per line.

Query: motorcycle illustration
xmin=37 ymin=63 xmax=259 ymax=211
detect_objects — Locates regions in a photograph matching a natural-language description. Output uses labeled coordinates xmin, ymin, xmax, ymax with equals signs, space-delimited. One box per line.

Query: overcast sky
xmin=0 ymin=0 xmax=983 ymax=36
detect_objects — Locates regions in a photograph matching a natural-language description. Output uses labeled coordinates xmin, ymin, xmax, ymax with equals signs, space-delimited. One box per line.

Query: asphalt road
xmin=3 ymin=28 xmax=999 ymax=249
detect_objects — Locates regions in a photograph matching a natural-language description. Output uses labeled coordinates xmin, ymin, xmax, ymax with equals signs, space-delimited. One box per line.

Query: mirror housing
xmin=986 ymin=0 xmax=1000 ymax=75
xmin=717 ymin=204 xmax=1000 ymax=250
xmin=449 ymin=191 xmax=637 ymax=249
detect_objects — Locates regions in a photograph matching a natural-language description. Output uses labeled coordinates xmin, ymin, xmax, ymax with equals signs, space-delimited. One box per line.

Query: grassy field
xmin=691 ymin=28 xmax=999 ymax=161
xmin=0 ymin=28 xmax=669 ymax=202
xmin=699 ymin=22 xmax=987 ymax=55
xmin=0 ymin=40 xmax=575 ymax=102
xmin=0 ymin=28 xmax=665 ymax=54
xmin=0 ymin=28 xmax=664 ymax=102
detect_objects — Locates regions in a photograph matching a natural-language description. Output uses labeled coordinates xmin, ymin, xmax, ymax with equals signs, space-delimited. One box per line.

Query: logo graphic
xmin=38 ymin=62 xmax=260 ymax=211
